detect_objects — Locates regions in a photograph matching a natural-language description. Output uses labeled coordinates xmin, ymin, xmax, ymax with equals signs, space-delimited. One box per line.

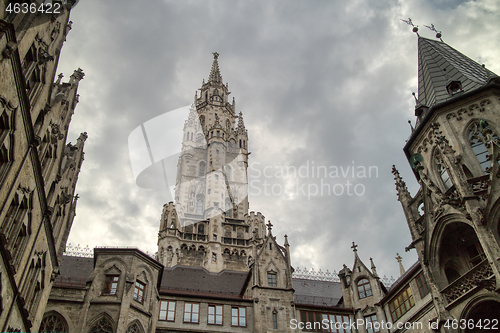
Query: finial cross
xmin=351 ymin=242 xmax=358 ymax=253
xmin=396 ymin=253 xmax=403 ymax=263
xmin=266 ymin=221 xmax=273 ymax=231
xmin=212 ymin=52 xmax=219 ymax=60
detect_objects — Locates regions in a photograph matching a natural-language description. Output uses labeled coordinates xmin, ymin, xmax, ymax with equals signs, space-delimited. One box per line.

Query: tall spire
xmin=208 ymin=52 xmax=223 ymax=83
xmin=416 ymin=37 xmax=498 ymax=109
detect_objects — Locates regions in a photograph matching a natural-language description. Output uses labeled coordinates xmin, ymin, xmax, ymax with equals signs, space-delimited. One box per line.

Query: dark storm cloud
xmin=57 ymin=0 xmax=500 ymax=279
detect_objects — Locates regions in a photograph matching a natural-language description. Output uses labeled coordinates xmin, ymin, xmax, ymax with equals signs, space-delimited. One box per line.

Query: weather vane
xmin=423 ymin=23 xmax=443 ymax=41
xmin=401 ymin=18 xmax=419 ymax=35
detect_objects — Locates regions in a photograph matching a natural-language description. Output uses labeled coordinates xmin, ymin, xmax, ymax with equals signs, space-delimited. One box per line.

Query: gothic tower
xmin=393 ymin=32 xmax=500 ymax=328
xmin=157 ymin=53 xmax=267 ymax=273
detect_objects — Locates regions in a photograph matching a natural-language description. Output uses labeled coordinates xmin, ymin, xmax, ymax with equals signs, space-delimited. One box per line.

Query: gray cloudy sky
xmin=57 ymin=0 xmax=500 ymax=280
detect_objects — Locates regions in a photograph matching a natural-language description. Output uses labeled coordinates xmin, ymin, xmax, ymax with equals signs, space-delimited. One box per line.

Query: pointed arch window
xmin=40 ymin=312 xmax=68 ymax=333
xmin=357 ymin=278 xmax=372 ymax=299
xmin=435 ymin=152 xmax=452 ymax=190
xmin=468 ymin=121 xmax=499 ymax=173
xmin=272 ymin=310 xmax=278 ymax=329
xmin=89 ymin=316 xmax=114 ymax=333
xmin=126 ymin=322 xmax=142 ymax=333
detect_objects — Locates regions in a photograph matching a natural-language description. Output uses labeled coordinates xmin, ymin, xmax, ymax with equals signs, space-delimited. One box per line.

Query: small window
xmin=272 ymin=311 xmax=278 ymax=329
xmin=103 ymin=275 xmax=119 ymax=295
xmin=365 ymin=314 xmax=380 ymax=333
xmin=212 ymin=253 xmax=217 ymax=262
xmin=184 ymin=302 xmax=200 ymax=323
xmin=357 ymin=278 xmax=372 ymax=299
xmin=268 ymin=272 xmax=277 ymax=287
xmin=208 ymin=304 xmax=223 ymax=325
xmin=214 ymin=202 xmax=219 ymax=209
xmin=215 ymin=174 xmax=219 ymax=180
xmin=216 ymin=149 xmax=219 ymax=155
xmin=133 ymin=281 xmax=145 ymax=303
xmin=231 ymin=307 xmax=246 ymax=327
xmin=446 ymin=81 xmax=462 ymax=95
xmin=415 ymin=273 xmax=430 ymax=298
xmin=217 ymin=130 xmax=220 ymax=137
xmin=159 ymin=300 xmax=176 ymax=321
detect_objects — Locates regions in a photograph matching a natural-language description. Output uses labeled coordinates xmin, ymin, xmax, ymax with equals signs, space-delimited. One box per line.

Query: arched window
xmin=198 ymin=223 xmax=205 ymax=235
xmin=126 ymin=322 xmax=143 ymax=333
xmin=89 ymin=316 xmax=114 ymax=333
xmin=435 ymin=152 xmax=452 ymax=190
xmin=468 ymin=120 xmax=499 ymax=173
xmin=357 ymin=278 xmax=372 ymax=299
xmin=199 ymin=161 xmax=206 ymax=177
xmin=40 ymin=312 xmax=68 ymax=333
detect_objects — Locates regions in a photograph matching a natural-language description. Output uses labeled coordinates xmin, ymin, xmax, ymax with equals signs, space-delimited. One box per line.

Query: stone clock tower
xmin=157 ymin=53 xmax=267 ymax=272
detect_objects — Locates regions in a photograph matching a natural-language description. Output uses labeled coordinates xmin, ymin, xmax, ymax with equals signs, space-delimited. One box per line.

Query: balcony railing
xmin=441 ymin=259 xmax=494 ymax=305
xmin=181 ymin=232 xmax=207 ymax=241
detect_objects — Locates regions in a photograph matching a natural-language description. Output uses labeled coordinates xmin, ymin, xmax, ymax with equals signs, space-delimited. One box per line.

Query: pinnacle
xmin=208 ymin=52 xmax=223 ymax=83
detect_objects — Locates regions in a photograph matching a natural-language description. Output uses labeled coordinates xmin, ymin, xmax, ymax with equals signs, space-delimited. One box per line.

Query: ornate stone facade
xmin=0 ymin=2 xmax=86 ymax=331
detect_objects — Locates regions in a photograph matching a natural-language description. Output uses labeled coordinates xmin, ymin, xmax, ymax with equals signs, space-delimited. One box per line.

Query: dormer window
xmin=446 ymin=81 xmax=462 ymax=95
xmin=357 ymin=278 xmax=372 ymax=299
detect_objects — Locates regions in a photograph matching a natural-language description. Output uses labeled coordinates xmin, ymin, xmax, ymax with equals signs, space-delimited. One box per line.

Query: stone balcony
xmin=441 ymin=259 xmax=494 ymax=307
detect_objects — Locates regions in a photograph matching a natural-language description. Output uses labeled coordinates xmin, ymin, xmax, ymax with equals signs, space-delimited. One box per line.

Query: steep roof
xmin=416 ymin=36 xmax=497 ymax=108
xmin=292 ymin=278 xmax=343 ymax=307
xmin=54 ymin=255 xmax=94 ymax=288
xmin=160 ymin=265 xmax=249 ymax=299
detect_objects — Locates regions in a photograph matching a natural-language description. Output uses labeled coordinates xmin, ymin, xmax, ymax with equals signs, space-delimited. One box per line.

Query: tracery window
xmin=357 ymin=278 xmax=372 ymax=299
xmin=89 ymin=317 xmax=114 ymax=333
xmin=435 ymin=152 xmax=452 ymax=190
xmin=40 ymin=312 xmax=68 ymax=333
xmin=468 ymin=120 xmax=499 ymax=173
xmin=126 ymin=322 xmax=142 ymax=333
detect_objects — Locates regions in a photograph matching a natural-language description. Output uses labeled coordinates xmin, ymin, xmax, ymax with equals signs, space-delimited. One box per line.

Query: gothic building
xmin=0 ymin=1 xmax=86 ymax=332
xmin=2 ymin=5 xmax=500 ymax=331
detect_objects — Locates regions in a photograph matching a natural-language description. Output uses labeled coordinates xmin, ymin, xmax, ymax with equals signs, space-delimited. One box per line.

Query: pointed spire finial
xmin=392 ymin=165 xmax=412 ymax=202
xmin=401 ymin=18 xmax=419 ymax=36
xmin=284 ymin=234 xmax=289 ymax=246
xmin=370 ymin=257 xmax=378 ymax=278
xmin=208 ymin=53 xmax=222 ymax=83
xmin=396 ymin=253 xmax=405 ymax=276
xmin=423 ymin=23 xmax=443 ymax=42
xmin=351 ymin=242 xmax=358 ymax=253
